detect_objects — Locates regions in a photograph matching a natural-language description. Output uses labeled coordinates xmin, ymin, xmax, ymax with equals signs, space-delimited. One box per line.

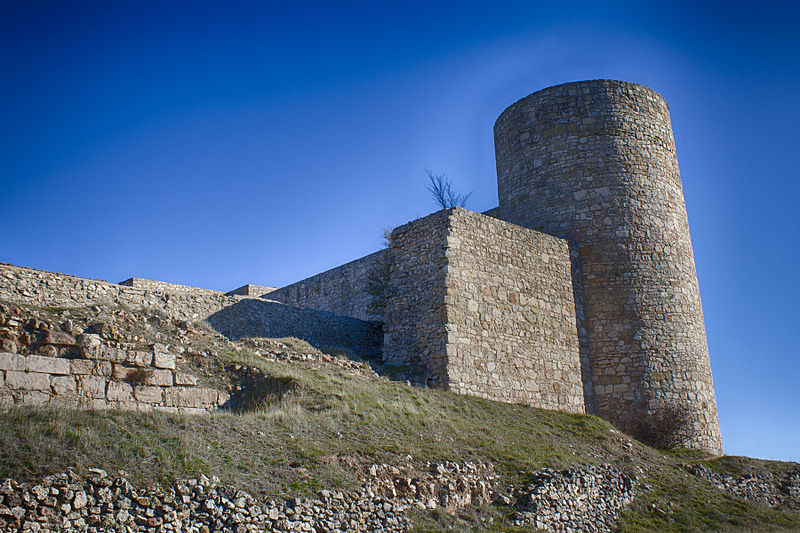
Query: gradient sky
xmin=2 ymin=1 xmax=798 ymax=461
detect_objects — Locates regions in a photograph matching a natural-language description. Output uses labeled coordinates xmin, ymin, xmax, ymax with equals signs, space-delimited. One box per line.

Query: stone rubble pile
xmin=685 ymin=463 xmax=800 ymax=507
xmin=0 ymin=461 xmax=643 ymax=532
xmin=363 ymin=461 xmax=498 ymax=513
xmin=233 ymin=338 xmax=377 ymax=378
xmin=0 ymin=468 xmax=410 ymax=533
xmin=511 ymin=465 xmax=636 ymax=533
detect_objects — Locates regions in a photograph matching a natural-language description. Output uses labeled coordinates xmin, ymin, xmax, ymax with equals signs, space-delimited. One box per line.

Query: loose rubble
xmin=0 ymin=462 xmax=643 ymax=532
xmin=0 ymin=468 xmax=410 ymax=533
xmin=511 ymin=465 xmax=636 ymax=533
xmin=685 ymin=463 xmax=800 ymax=507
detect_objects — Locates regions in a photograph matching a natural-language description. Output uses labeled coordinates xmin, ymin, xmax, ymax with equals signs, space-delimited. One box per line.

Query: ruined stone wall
xmin=1 ymin=264 xmax=234 ymax=321
xmin=267 ymin=251 xmax=389 ymax=322
xmin=0 ymin=345 xmax=227 ymax=413
xmin=225 ymin=284 xmax=277 ymax=297
xmin=493 ymin=79 xmax=721 ymax=453
xmin=443 ymin=209 xmax=584 ymax=412
xmin=0 ymin=264 xmax=381 ymax=359
xmin=118 ymin=277 xmax=222 ymax=295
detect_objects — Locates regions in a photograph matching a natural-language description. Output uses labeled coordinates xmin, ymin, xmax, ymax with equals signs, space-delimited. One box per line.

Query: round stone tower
xmin=493 ymin=80 xmax=722 ymax=454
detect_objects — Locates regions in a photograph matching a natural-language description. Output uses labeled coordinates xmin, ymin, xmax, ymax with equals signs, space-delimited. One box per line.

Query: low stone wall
xmin=0 ymin=344 xmax=228 ymax=413
xmin=118 ymin=277 xmax=222 ymax=295
xmin=225 ymin=284 xmax=277 ymax=297
xmin=0 ymin=264 xmax=235 ymax=321
xmin=267 ymin=251 xmax=389 ymax=322
xmin=0 ymin=264 xmax=382 ymax=360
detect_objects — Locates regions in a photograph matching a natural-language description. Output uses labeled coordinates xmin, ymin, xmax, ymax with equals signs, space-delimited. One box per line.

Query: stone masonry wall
xmin=383 ymin=211 xmax=450 ymax=382
xmin=443 ymin=209 xmax=584 ymax=412
xmin=118 ymin=277 xmax=222 ymax=295
xmin=0 ymin=344 xmax=227 ymax=413
xmin=2 ymin=264 xmax=234 ymax=321
xmin=0 ymin=264 xmax=381 ymax=361
xmin=225 ymin=284 xmax=277 ymax=297
xmin=383 ymin=209 xmax=584 ymax=412
xmin=493 ymin=80 xmax=722 ymax=453
xmin=267 ymin=251 xmax=389 ymax=322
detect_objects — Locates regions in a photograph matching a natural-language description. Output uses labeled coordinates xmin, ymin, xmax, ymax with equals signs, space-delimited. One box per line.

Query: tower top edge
xmin=494 ymin=79 xmax=667 ymax=128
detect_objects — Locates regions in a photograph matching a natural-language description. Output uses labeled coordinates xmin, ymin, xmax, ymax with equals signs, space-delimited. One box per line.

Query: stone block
xmin=173 ymin=372 xmax=198 ymax=386
xmin=153 ymin=350 xmax=176 ymax=370
xmin=0 ymin=352 xmax=26 ymax=371
xmin=70 ymin=359 xmax=95 ymax=375
xmin=1 ymin=339 xmax=18 ymax=353
xmin=38 ymin=344 xmax=59 ymax=357
xmin=76 ymin=334 xmax=102 ymax=358
xmin=94 ymin=361 xmax=113 ymax=377
xmin=112 ymin=364 xmax=139 ymax=381
xmin=133 ymin=385 xmax=164 ymax=404
xmin=106 ymin=381 xmax=134 ymax=402
xmin=79 ymin=376 xmax=107 ymax=399
xmin=5 ymin=370 xmax=51 ymax=391
xmin=52 ymin=375 xmax=77 ymax=396
xmin=217 ymin=390 xmax=230 ymax=406
xmin=145 ymin=369 xmax=173 ymax=387
xmin=22 ymin=390 xmax=51 ymax=405
xmin=126 ymin=351 xmax=153 ymax=367
xmin=26 ymin=354 xmax=70 ymax=375
xmin=165 ymin=386 xmax=217 ymax=408
xmin=99 ymin=346 xmax=127 ymax=363
xmin=42 ymin=330 xmax=76 ymax=346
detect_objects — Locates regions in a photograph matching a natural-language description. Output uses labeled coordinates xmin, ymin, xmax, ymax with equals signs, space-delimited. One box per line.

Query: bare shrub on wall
xmin=426 ymin=170 xmax=472 ymax=209
xmin=635 ymin=403 xmax=696 ymax=449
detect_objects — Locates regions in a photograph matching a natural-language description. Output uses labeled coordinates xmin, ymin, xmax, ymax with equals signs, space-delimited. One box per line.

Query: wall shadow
xmin=206 ymin=298 xmax=383 ymax=360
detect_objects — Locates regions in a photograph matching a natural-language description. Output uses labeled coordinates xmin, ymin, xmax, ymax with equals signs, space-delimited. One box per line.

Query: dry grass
xmin=0 ymin=348 xmax=798 ymax=532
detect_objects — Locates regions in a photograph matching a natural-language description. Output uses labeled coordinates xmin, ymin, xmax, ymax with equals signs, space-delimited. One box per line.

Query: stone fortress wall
xmin=239 ymin=80 xmax=721 ymax=453
xmin=118 ymin=277 xmax=223 ymax=295
xmin=0 ymin=264 xmax=381 ymax=359
xmin=0 ymin=79 xmax=722 ymax=454
xmin=492 ymin=80 xmax=721 ymax=453
xmin=379 ymin=209 xmax=584 ymax=412
xmin=267 ymin=251 xmax=389 ymax=322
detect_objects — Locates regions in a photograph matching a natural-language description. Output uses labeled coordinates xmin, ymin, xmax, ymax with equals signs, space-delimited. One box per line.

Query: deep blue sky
xmin=2 ymin=1 xmax=798 ymax=461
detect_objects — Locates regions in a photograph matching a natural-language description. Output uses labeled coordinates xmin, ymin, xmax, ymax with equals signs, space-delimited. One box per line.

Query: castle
xmin=0 ymin=80 xmax=722 ymax=455
xmin=266 ymin=80 xmax=722 ymax=455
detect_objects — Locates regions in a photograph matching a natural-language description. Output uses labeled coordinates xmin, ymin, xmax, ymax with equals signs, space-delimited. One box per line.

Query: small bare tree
xmin=426 ymin=170 xmax=472 ymax=209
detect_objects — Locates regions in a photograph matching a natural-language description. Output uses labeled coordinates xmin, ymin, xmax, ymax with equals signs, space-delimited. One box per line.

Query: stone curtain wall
xmin=493 ymin=80 xmax=721 ymax=453
xmin=267 ymin=250 xmax=390 ymax=322
xmin=0 ymin=264 xmax=382 ymax=361
xmin=118 ymin=277 xmax=222 ymax=295
xmin=1 ymin=265 xmax=235 ymax=321
xmin=0 ymin=345 xmax=227 ymax=413
xmin=443 ymin=209 xmax=584 ymax=413
xmin=382 ymin=211 xmax=450 ymax=382
xmin=382 ymin=209 xmax=583 ymax=412
xmin=225 ymin=284 xmax=277 ymax=297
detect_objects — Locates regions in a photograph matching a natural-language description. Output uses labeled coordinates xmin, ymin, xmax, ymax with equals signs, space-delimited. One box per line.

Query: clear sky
xmin=2 ymin=1 xmax=798 ymax=462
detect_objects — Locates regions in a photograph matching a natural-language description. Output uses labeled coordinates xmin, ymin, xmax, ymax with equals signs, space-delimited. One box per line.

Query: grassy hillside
xmin=1 ymin=345 xmax=799 ymax=532
xmin=0 ymin=302 xmax=798 ymax=531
